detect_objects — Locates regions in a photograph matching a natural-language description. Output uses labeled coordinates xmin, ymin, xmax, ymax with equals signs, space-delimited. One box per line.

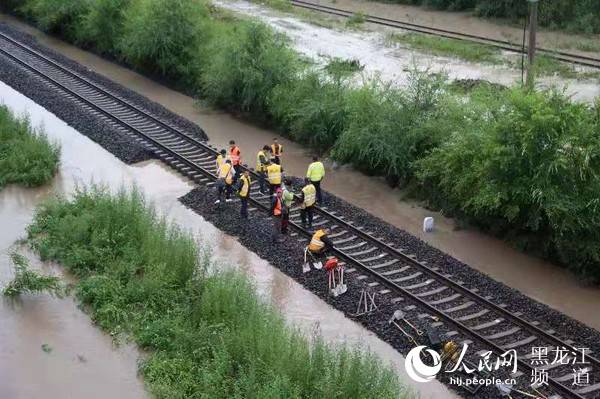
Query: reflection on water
xmin=0 ymin=80 xmax=457 ymax=397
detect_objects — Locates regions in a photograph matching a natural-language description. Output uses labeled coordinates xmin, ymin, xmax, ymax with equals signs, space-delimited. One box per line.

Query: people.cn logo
xmin=405 ymin=346 xmax=442 ymax=383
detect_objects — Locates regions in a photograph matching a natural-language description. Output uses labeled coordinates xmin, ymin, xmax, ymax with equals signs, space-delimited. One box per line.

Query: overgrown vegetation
xmin=26 ymin=186 xmax=408 ymax=397
xmin=0 ymin=105 xmax=60 ymax=189
xmin=376 ymin=0 xmax=600 ymax=34
xmin=6 ymin=0 xmax=600 ymax=280
xmin=2 ymin=253 xmax=64 ymax=297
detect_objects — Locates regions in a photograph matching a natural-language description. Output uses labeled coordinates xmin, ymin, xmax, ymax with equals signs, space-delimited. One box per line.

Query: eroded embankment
xmin=0 ymin=22 xmax=207 ymax=164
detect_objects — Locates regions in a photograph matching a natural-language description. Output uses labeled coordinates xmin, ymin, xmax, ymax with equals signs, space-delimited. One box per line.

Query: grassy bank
xmin=0 ymin=105 xmax=60 ymax=189
xmin=5 ymin=0 xmax=600 ymax=280
xmin=26 ymin=186 xmax=409 ymax=398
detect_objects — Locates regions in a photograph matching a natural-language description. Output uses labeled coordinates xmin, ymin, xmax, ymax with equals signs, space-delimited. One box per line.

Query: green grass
xmin=0 ymin=105 xmax=60 ymax=189
xmin=26 ymin=186 xmax=411 ymax=398
xmin=387 ymin=32 xmax=502 ymax=64
xmin=2 ymin=253 xmax=64 ymax=297
xmin=346 ymin=12 xmax=366 ymax=27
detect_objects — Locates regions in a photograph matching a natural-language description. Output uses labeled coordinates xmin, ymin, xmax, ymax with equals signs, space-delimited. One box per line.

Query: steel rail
xmin=0 ymin=31 xmax=594 ymax=398
xmin=290 ymin=0 xmax=600 ymax=69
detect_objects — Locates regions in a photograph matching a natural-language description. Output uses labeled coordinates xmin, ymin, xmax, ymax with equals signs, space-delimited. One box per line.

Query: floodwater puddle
xmin=0 ymin=81 xmax=458 ymax=397
xmin=214 ymin=0 xmax=600 ymax=103
xmin=2 ymin=12 xmax=599 ymax=333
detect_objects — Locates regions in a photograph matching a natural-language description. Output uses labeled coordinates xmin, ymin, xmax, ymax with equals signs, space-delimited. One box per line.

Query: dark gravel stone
xmin=0 ymin=22 xmax=207 ymax=163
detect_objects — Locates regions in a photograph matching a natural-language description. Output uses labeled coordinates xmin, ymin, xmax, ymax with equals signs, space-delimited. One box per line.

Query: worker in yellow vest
xmin=237 ymin=170 xmax=252 ymax=219
xmin=299 ymin=178 xmax=316 ymax=229
xmin=308 ymin=228 xmax=333 ymax=254
xmin=271 ymin=138 xmax=283 ymax=165
xmin=215 ymin=149 xmax=226 ymax=174
xmin=215 ymin=159 xmax=234 ymax=204
xmin=306 ymin=156 xmax=325 ymax=203
xmin=266 ymin=160 xmax=283 ymax=196
xmin=256 ymin=145 xmax=270 ymax=193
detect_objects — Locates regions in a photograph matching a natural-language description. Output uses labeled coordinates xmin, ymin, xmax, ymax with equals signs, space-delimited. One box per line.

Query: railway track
xmin=289 ymin=0 xmax=600 ymax=70
xmin=1 ymin=30 xmax=600 ymax=398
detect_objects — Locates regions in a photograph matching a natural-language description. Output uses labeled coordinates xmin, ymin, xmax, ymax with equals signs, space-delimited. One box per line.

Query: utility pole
xmin=526 ymin=0 xmax=539 ymax=89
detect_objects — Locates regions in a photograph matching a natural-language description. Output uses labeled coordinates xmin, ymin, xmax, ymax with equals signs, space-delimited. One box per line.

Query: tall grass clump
xmin=416 ymin=88 xmax=600 ymax=281
xmin=201 ymin=21 xmax=300 ymax=117
xmin=2 ymin=253 xmax=64 ymax=297
xmin=26 ymin=186 xmax=410 ymax=397
xmin=0 ymin=105 xmax=60 ymax=189
xmin=118 ymin=0 xmax=208 ymax=79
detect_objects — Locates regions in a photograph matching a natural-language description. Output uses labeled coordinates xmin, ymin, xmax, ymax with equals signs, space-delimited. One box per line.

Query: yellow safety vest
xmin=271 ymin=143 xmax=283 ymax=156
xmin=256 ymin=150 xmax=267 ymax=172
xmin=302 ymin=184 xmax=316 ymax=208
xmin=216 ymin=154 xmax=225 ymax=171
xmin=239 ymin=175 xmax=251 ymax=197
xmin=309 ymin=229 xmax=326 ymax=252
xmin=306 ymin=161 xmax=325 ymax=182
xmin=218 ymin=163 xmax=233 ymax=185
xmin=267 ymin=163 xmax=282 ymax=185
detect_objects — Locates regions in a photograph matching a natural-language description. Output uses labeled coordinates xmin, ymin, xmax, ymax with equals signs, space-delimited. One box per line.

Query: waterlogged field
xmin=23 ymin=186 xmax=410 ymax=398
xmin=0 ymin=104 xmax=59 ymax=189
xmin=3 ymin=0 xmax=600 ymax=281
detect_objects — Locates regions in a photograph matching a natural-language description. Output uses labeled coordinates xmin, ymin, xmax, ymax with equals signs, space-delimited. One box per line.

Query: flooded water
xmin=2 ymin=13 xmax=599 ymax=334
xmin=214 ymin=0 xmax=600 ymax=103
xmin=0 ymin=81 xmax=459 ymax=397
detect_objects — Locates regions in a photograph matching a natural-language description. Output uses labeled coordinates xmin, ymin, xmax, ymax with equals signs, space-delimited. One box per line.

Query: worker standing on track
xmin=215 ymin=159 xmax=234 ymax=204
xmin=229 ymin=140 xmax=242 ymax=182
xmin=237 ymin=170 xmax=252 ymax=219
xmin=215 ymin=149 xmax=226 ymax=174
xmin=306 ymin=156 xmax=325 ymax=204
xmin=308 ymin=228 xmax=333 ymax=255
xmin=256 ymin=145 xmax=270 ymax=193
xmin=282 ymin=178 xmax=295 ymax=234
xmin=267 ymin=160 xmax=283 ymax=196
xmin=271 ymin=138 xmax=283 ymax=165
xmin=271 ymin=188 xmax=286 ymax=242
xmin=299 ymin=178 xmax=316 ymax=229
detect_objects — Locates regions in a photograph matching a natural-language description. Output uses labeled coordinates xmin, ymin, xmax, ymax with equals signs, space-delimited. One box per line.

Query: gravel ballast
xmin=0 ymin=22 xmax=207 ymax=164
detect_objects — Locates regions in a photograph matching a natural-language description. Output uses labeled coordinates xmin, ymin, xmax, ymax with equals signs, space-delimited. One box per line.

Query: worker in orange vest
xmin=271 ymin=138 xmax=283 ymax=165
xmin=229 ymin=140 xmax=242 ymax=181
xmin=271 ymin=188 xmax=286 ymax=242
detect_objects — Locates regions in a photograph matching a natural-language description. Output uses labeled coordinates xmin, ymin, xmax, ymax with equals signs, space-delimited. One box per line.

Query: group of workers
xmin=214 ymin=137 xmax=332 ymax=256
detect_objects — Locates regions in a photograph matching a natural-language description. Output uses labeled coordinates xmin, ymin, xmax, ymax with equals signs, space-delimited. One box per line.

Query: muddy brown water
xmin=2 ymin=14 xmax=598 ymax=332
xmin=0 ymin=82 xmax=459 ymax=397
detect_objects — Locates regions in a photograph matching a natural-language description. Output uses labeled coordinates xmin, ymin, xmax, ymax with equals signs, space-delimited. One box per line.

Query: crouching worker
xmin=215 ymin=159 xmax=234 ymax=204
xmin=308 ymin=228 xmax=333 ymax=256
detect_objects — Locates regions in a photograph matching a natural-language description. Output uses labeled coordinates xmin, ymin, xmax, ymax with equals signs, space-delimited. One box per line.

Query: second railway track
xmin=289 ymin=0 xmax=600 ymax=70
xmin=1 ymin=29 xmax=599 ymax=398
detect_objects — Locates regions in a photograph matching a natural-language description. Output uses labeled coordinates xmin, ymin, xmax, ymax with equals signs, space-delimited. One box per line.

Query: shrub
xmin=2 ymin=253 xmax=64 ymax=297
xmin=201 ymin=21 xmax=300 ymax=117
xmin=416 ymin=88 xmax=600 ymax=281
xmin=0 ymin=105 xmax=60 ymax=189
xmin=118 ymin=0 xmax=208 ymax=78
xmin=76 ymin=0 xmax=131 ymax=54
xmin=19 ymin=0 xmax=90 ymax=39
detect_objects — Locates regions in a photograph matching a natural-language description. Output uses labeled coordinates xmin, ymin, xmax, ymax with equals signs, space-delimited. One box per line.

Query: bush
xmin=75 ymin=0 xmax=131 ymax=54
xmin=26 ymin=187 xmax=409 ymax=398
xmin=201 ymin=21 xmax=300 ymax=117
xmin=0 ymin=105 xmax=60 ymax=189
xmin=118 ymin=0 xmax=208 ymax=78
xmin=416 ymin=88 xmax=600 ymax=281
xmin=332 ymin=70 xmax=450 ymax=183
xmin=19 ymin=0 xmax=90 ymax=39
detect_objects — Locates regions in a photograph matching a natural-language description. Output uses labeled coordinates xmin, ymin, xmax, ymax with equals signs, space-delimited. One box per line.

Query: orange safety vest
xmin=271 ymin=143 xmax=282 ymax=157
xmin=309 ymin=229 xmax=326 ymax=252
xmin=273 ymin=196 xmax=282 ymax=216
xmin=229 ymin=146 xmax=241 ymax=166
